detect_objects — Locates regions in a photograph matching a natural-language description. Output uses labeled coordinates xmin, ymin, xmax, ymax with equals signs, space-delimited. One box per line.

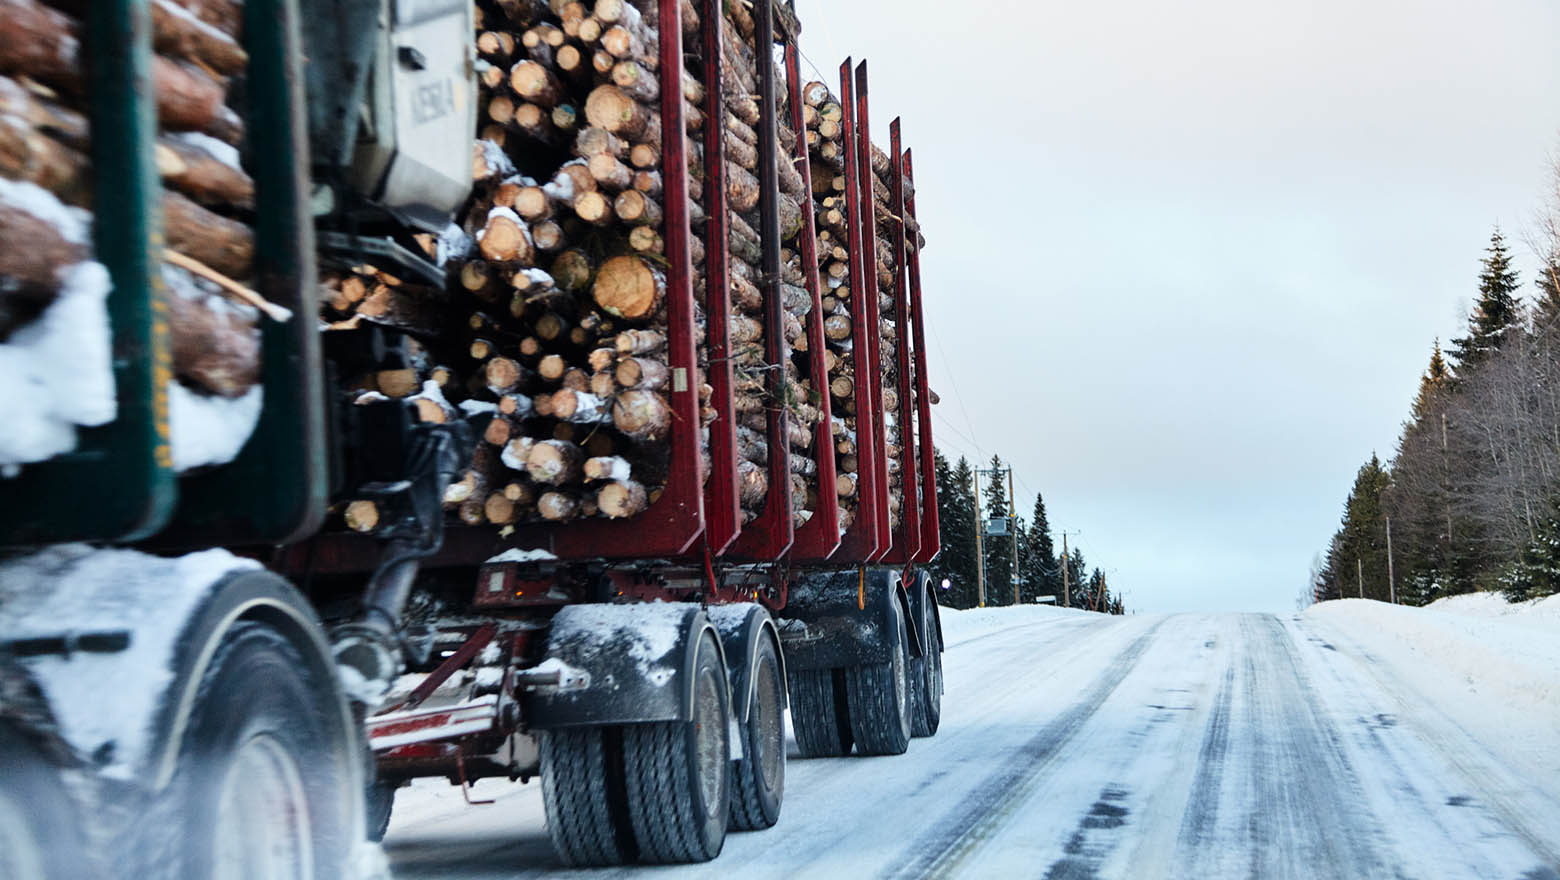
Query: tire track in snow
xmin=1172 ymin=661 xmax=1233 ymax=854
xmin=1231 ymin=614 xmax=1387 ymax=879
xmin=1298 ymin=616 xmax=1560 ymax=872
xmin=882 ymin=618 xmax=1165 ymax=880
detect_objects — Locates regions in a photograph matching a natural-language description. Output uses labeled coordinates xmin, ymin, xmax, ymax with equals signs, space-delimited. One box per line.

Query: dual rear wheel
xmin=540 ymin=630 xmax=738 ymax=866
xmin=789 ymin=588 xmax=944 ymax=759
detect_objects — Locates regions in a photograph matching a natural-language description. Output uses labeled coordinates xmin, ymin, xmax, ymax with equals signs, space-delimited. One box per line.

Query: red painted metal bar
xmin=854 ymin=60 xmax=892 ymax=563
xmin=516 ymin=0 xmax=703 ymax=559
xmin=904 ymin=148 xmax=941 ymax=563
xmin=881 ymin=118 xmax=921 ymax=564
xmin=728 ymin=0 xmax=795 ymax=560
xmin=785 ymin=37 xmax=841 ymax=561
xmin=832 ymin=58 xmax=884 ymax=562
xmin=381 ymin=623 xmax=496 ymax=713
xmin=700 ymin=0 xmax=739 ymax=556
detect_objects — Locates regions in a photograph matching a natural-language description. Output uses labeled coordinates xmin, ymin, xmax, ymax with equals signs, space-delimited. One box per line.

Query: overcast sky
xmin=795 ymin=0 xmax=1560 ymax=612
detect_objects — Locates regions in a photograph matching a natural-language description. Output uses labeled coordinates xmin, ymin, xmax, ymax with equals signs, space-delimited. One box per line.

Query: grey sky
xmin=795 ymin=0 xmax=1560 ymax=612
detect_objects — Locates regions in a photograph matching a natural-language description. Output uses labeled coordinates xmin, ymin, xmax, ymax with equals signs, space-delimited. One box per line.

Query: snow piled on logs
xmin=0 ymin=544 xmax=260 ymax=779
xmin=485 ymin=548 xmax=558 ymax=564
xmin=0 ymin=260 xmax=115 ymax=474
xmin=167 ymin=130 xmax=243 ymax=173
xmin=169 ymin=380 xmax=262 ymax=471
xmin=434 ymin=222 xmax=473 ymax=268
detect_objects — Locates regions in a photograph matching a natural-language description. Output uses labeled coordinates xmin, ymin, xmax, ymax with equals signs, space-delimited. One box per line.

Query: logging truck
xmin=0 ymin=0 xmax=943 ymax=875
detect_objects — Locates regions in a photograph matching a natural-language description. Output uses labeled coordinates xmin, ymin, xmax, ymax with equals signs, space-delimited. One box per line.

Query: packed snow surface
xmin=1424 ymin=589 xmax=1560 ymax=627
xmin=0 ymin=545 xmax=259 ymax=779
xmin=1305 ymin=597 xmax=1559 ymax=783
xmin=383 ymin=601 xmax=1560 ymax=878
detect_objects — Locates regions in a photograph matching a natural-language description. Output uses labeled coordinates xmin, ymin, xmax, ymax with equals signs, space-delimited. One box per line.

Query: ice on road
xmin=382 ymin=602 xmax=1560 ymax=878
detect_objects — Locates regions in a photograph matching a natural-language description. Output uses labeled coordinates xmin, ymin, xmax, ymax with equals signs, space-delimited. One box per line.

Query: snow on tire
xmin=845 ymin=600 xmax=912 ymax=756
xmin=156 ymin=621 xmax=358 ymax=878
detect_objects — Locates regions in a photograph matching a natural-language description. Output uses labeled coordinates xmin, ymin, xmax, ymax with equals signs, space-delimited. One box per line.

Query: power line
xmin=928 ymin=322 xmax=983 ymax=460
xmin=930 ymin=410 xmax=984 ymax=461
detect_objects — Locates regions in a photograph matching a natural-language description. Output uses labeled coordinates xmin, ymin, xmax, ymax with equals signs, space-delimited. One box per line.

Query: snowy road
xmin=382 ymin=606 xmax=1560 ymax=878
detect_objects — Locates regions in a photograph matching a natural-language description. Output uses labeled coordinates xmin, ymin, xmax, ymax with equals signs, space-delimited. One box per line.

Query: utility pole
xmin=1357 ymin=557 xmax=1364 ymax=599
xmin=1386 ymin=515 xmax=1396 ymax=604
xmin=971 ymin=469 xmax=985 ymax=608
xmin=1061 ymin=532 xmax=1070 ymax=608
xmin=1007 ymin=469 xmax=1018 ymax=605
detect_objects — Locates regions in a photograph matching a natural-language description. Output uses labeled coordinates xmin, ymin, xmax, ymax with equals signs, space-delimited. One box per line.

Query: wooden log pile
xmin=798 ymin=78 xmax=860 ymax=534
xmin=719 ymin=1 xmax=821 ymax=528
xmin=0 ymin=0 xmax=264 ymax=435
xmin=352 ymin=0 xmax=720 ymax=528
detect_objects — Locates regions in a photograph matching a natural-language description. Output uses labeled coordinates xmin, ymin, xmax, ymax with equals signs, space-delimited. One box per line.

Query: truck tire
xmin=540 ymin=726 xmax=628 ymax=866
xmin=622 ymin=630 xmax=731 ymax=862
xmin=729 ymin=633 xmax=785 ymax=831
xmin=844 ymin=599 xmax=912 ymax=756
xmin=0 ymin=727 xmax=87 ymax=880
xmin=161 ymin=621 xmax=358 ymax=878
xmin=787 ymin=667 xmax=853 ymax=757
xmin=366 ymin=779 xmax=398 ymax=842
xmin=909 ymin=602 xmax=943 ymax=737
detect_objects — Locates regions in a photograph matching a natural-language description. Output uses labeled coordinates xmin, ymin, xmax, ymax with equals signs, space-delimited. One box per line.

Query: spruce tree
xmin=1085 ymin=568 xmax=1108 ymax=612
xmin=1064 ymin=547 xmax=1086 ymax=607
xmin=1501 ymin=494 xmax=1560 ymax=602
xmin=1533 ymin=256 xmax=1560 ymax=335
xmin=1389 ymin=341 xmax=1455 ymax=605
xmin=1023 ymin=492 xmax=1058 ymax=603
xmin=981 ymin=454 xmax=1013 ymax=604
xmin=1449 ymin=229 xmax=1523 ymax=369
xmin=938 ymin=454 xmax=980 ymax=609
xmin=1332 ymin=454 xmax=1393 ymax=601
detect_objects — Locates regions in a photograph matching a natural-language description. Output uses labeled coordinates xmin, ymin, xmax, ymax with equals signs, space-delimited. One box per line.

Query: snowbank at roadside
xmin=1304 ymin=598 xmax=1559 ymax=772
xmin=1424 ymin=591 xmax=1560 ymax=629
xmin=936 ymin=602 xmax=1096 ymax=646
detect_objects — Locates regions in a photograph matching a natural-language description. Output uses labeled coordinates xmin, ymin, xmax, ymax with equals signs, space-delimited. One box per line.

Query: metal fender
xmin=779 ymin=567 xmax=913 ymax=671
xmin=0 ymin=547 xmax=356 ymax=796
xmin=705 ymin=603 xmax=787 ymax=725
xmin=524 ymin=603 xmax=727 ymax=729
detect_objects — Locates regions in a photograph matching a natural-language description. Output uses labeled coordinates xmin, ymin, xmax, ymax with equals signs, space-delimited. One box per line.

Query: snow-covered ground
xmin=382 ymin=602 xmax=1560 ymax=878
xmin=1425 ymin=590 xmax=1560 ymax=626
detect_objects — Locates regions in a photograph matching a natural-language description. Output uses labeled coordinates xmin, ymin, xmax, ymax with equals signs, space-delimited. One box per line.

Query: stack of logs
xmin=800 ymin=78 xmax=859 ymax=534
xmin=721 ymin=1 xmax=820 ymax=529
xmin=328 ymin=0 xmax=830 ymax=531
xmin=325 ymin=0 xmax=712 ymax=528
xmin=799 ymin=74 xmax=924 ymax=536
xmin=0 ymin=0 xmax=264 ymax=409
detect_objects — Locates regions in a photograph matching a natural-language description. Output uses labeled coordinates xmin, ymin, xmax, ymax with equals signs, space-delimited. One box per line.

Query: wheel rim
xmin=693 ymin=666 xmax=726 ymax=816
xmin=213 ymin=733 xmax=315 ymax=880
xmin=754 ymin=654 xmax=783 ymax=792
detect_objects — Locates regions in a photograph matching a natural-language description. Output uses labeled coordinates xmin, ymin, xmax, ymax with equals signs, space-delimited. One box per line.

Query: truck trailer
xmin=0 ymin=0 xmax=944 ymax=874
